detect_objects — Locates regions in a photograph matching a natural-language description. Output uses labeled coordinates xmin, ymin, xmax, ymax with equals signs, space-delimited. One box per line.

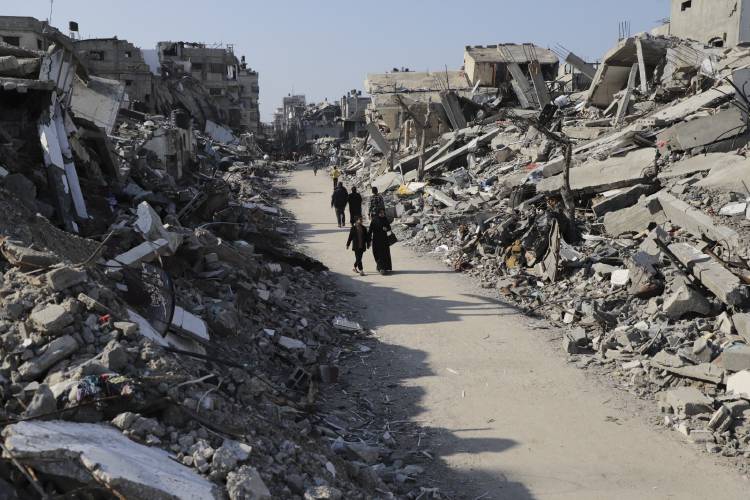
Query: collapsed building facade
xmin=75 ymin=37 xmax=154 ymax=112
xmin=157 ymin=41 xmax=261 ymax=134
xmin=273 ymin=95 xmax=347 ymax=153
xmin=0 ymin=15 xmax=263 ymax=139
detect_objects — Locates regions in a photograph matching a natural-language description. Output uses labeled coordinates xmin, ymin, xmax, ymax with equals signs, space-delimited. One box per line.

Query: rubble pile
xmin=0 ymin=26 xmax=432 ymax=500
xmin=337 ymin=34 xmax=750 ymax=466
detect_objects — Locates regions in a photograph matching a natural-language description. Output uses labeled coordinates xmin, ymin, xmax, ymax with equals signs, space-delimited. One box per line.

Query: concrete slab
xmin=657 ymin=107 xmax=747 ymax=154
xmin=602 ymin=195 xmax=666 ymax=236
xmin=658 ymin=153 xmax=745 ymax=180
xmin=537 ymin=148 xmax=656 ymax=195
xmin=592 ymin=184 xmax=655 ymax=217
xmin=372 ymin=172 xmax=401 ymax=193
xmin=3 ymin=420 xmax=219 ymax=499
xmin=657 ymin=192 xmax=740 ymax=252
xmin=697 ymin=154 xmax=750 ymax=193
xmin=668 ymin=242 xmax=747 ymax=306
xmin=171 ymin=306 xmax=210 ymax=343
xmin=106 ymin=239 xmax=171 ymax=270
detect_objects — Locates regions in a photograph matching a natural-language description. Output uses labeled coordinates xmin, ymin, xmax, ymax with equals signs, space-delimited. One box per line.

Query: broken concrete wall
xmin=587 ymin=36 xmax=670 ymax=108
xmin=69 ymin=75 xmax=125 ymax=134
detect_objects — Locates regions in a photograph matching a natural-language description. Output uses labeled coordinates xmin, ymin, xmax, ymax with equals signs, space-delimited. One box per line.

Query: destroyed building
xmin=237 ymin=62 xmax=261 ymax=135
xmin=668 ymin=0 xmax=750 ymax=47
xmin=75 ymin=37 xmax=154 ymax=112
xmin=0 ymin=16 xmax=49 ymax=51
xmin=464 ymin=43 xmax=558 ymax=109
xmin=273 ymin=94 xmax=307 ymax=151
xmin=301 ymin=101 xmax=343 ymax=141
xmin=157 ymin=41 xmax=260 ymax=133
xmin=464 ymin=44 xmax=558 ymax=87
xmin=364 ymin=70 xmax=472 ymax=143
xmin=340 ymin=89 xmax=370 ymax=139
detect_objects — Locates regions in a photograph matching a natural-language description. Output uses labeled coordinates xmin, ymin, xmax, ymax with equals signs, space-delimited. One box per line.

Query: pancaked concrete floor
xmin=284 ymin=165 xmax=748 ymax=500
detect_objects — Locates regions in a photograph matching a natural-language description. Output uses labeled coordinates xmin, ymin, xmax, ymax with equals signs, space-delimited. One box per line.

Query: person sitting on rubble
xmin=331 ymin=182 xmax=349 ymax=228
xmin=346 ymin=216 xmax=371 ymax=276
xmin=368 ymin=186 xmax=386 ymax=220
xmin=348 ymin=187 xmax=363 ymax=225
xmin=331 ymin=165 xmax=341 ymax=190
xmin=369 ymin=208 xmax=393 ymax=275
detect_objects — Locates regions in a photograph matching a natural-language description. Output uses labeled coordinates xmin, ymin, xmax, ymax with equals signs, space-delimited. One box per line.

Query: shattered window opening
xmin=1 ymin=36 xmax=20 ymax=47
xmin=681 ymin=0 xmax=692 ymax=11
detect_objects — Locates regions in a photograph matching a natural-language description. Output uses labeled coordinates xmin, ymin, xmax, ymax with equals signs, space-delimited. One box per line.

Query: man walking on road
xmin=346 ymin=216 xmax=370 ymax=276
xmin=331 ymin=182 xmax=349 ymax=227
xmin=348 ymin=187 xmax=363 ymax=226
xmin=368 ymin=186 xmax=385 ymax=220
xmin=331 ymin=166 xmax=341 ymax=190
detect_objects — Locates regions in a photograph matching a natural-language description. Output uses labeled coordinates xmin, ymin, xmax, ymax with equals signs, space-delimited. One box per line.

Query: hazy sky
xmin=5 ymin=1 xmax=670 ymax=121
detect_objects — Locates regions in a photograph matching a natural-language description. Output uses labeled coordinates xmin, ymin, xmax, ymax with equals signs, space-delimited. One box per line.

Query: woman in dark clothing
xmin=348 ymin=187 xmax=363 ymax=225
xmin=368 ymin=209 xmax=393 ymax=275
xmin=346 ymin=216 xmax=371 ymax=276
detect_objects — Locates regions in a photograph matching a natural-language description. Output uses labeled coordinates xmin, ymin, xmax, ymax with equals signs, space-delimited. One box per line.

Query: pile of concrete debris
xmin=0 ymin=28 xmax=436 ymax=500
xmin=338 ymin=33 xmax=750 ymax=465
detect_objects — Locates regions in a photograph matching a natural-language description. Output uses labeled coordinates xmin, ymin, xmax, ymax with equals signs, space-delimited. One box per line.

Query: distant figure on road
xmin=331 ymin=166 xmax=341 ymax=190
xmin=348 ymin=187 xmax=363 ymax=225
xmin=346 ymin=216 xmax=371 ymax=276
xmin=369 ymin=209 xmax=393 ymax=275
xmin=331 ymin=182 xmax=349 ymax=227
xmin=368 ymin=186 xmax=385 ymax=220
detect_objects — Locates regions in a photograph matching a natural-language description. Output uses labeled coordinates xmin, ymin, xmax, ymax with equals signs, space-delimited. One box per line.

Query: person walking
xmin=331 ymin=166 xmax=341 ymax=190
xmin=346 ymin=216 xmax=371 ymax=276
xmin=331 ymin=182 xmax=349 ymax=227
xmin=348 ymin=187 xmax=363 ymax=225
xmin=369 ymin=209 xmax=393 ymax=274
xmin=368 ymin=186 xmax=385 ymax=220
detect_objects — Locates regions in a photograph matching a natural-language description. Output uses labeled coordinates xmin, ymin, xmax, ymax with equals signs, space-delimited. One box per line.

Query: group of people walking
xmin=330 ymin=177 xmax=394 ymax=275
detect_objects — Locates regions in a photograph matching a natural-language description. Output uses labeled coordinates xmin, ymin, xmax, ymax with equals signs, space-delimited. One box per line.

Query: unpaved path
xmin=284 ymin=166 xmax=747 ymax=500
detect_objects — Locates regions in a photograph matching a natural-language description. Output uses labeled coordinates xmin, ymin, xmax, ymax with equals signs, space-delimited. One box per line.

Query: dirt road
xmin=284 ymin=166 xmax=747 ymax=499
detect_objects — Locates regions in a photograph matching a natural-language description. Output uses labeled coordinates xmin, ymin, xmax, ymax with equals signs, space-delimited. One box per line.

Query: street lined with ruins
xmin=285 ymin=166 xmax=750 ymax=500
xmin=4 ymin=1 xmax=750 ymax=498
